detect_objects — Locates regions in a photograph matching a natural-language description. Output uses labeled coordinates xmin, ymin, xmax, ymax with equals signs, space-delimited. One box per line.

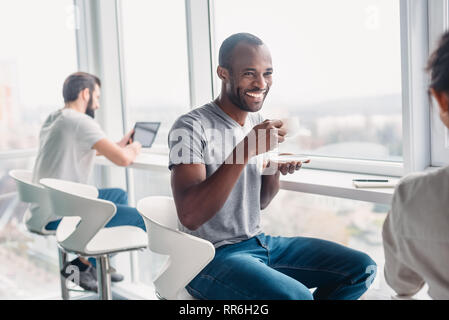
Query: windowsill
xmin=280 ymin=168 xmax=398 ymax=205
xmin=96 ymin=151 xmax=398 ymax=205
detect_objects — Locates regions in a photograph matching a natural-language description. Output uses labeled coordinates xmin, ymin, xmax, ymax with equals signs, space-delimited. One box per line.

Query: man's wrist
xmin=263 ymin=167 xmax=280 ymax=179
xmin=229 ymin=137 xmax=252 ymax=165
xmin=245 ymin=136 xmax=258 ymax=160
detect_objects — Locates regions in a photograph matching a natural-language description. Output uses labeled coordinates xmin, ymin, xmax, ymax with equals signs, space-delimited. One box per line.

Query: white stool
xmin=137 ymin=196 xmax=215 ymax=300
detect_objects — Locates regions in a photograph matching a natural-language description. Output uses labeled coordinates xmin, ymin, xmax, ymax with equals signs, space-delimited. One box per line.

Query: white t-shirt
xmin=32 ymin=108 xmax=106 ymax=185
xmin=31 ymin=108 xmax=106 ymax=224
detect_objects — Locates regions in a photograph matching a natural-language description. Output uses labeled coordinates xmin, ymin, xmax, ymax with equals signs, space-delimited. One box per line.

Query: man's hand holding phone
xmin=119 ymin=129 xmax=142 ymax=159
xmin=126 ymin=140 xmax=142 ymax=156
xmin=118 ymin=129 xmax=135 ymax=148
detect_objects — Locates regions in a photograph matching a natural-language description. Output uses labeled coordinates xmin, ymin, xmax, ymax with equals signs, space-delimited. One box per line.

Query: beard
xmin=85 ymin=95 xmax=95 ymax=119
xmin=228 ymin=78 xmax=268 ymax=113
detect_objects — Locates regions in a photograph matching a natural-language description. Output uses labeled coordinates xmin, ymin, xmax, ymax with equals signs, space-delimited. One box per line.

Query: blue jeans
xmin=186 ymin=233 xmax=377 ymax=300
xmin=45 ymin=188 xmax=146 ymax=266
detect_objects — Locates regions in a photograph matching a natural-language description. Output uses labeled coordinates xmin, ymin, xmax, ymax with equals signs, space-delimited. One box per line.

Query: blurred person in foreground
xmin=383 ymin=31 xmax=449 ymax=300
xmin=32 ymin=72 xmax=145 ymax=292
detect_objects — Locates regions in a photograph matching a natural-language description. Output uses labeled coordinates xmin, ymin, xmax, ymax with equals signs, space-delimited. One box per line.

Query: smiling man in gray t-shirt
xmin=169 ymin=101 xmax=265 ymax=248
xmin=168 ymin=33 xmax=376 ymax=300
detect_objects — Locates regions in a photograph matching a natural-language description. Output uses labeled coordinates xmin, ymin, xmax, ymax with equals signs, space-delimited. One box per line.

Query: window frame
xmin=207 ymin=0 xmax=438 ymax=177
xmin=2 ymin=0 xmax=441 ymax=176
xmin=2 ymin=0 xmax=447 ymax=298
xmin=429 ymin=0 xmax=449 ymax=166
xmin=0 ymin=1 xmax=445 ymax=170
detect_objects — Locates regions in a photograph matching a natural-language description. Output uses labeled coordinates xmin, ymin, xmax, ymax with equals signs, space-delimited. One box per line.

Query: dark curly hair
xmin=427 ymin=31 xmax=449 ymax=94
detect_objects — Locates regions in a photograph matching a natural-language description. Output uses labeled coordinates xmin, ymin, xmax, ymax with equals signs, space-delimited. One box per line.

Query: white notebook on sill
xmin=352 ymin=181 xmax=397 ymax=189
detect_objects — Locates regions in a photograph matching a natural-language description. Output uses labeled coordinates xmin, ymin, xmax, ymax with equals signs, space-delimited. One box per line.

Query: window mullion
xmin=400 ymin=0 xmax=431 ymax=174
xmin=185 ymin=0 xmax=215 ymax=108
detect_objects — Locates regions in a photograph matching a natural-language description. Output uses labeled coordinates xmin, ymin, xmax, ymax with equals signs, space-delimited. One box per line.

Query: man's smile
xmin=244 ymin=90 xmax=267 ymax=102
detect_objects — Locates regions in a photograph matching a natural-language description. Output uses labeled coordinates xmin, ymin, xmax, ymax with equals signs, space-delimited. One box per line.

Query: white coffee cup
xmin=280 ymin=117 xmax=300 ymax=138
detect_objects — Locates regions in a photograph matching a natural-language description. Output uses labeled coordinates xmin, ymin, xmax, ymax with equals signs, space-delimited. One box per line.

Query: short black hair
xmin=62 ymin=72 xmax=101 ymax=103
xmin=427 ymin=31 xmax=449 ymax=94
xmin=218 ymin=33 xmax=264 ymax=70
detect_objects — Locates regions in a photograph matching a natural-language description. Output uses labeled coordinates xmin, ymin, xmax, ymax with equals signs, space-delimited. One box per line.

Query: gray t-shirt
xmin=32 ymin=108 xmax=106 ymax=185
xmin=168 ymin=102 xmax=265 ymax=248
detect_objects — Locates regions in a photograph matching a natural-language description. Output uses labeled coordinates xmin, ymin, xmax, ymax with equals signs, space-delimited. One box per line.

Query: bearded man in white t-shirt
xmin=32 ymin=72 xmax=144 ymax=292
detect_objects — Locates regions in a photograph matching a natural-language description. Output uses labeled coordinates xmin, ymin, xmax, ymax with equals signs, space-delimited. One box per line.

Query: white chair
xmin=136 ymin=196 xmax=215 ymax=300
xmin=8 ymin=169 xmax=70 ymax=299
xmin=39 ymin=178 xmax=148 ymax=300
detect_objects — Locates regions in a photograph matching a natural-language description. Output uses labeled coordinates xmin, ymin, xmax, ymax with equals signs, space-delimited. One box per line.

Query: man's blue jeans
xmin=45 ymin=188 xmax=146 ymax=266
xmin=186 ymin=233 xmax=377 ymax=300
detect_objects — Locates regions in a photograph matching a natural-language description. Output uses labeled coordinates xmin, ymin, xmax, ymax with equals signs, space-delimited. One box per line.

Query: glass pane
xmin=120 ymin=0 xmax=191 ymax=147
xmin=0 ymin=157 xmax=61 ymax=299
xmin=0 ymin=0 xmax=78 ymax=151
xmin=261 ymin=190 xmax=392 ymax=299
xmin=213 ymin=0 xmax=403 ymax=162
xmin=133 ymin=168 xmax=172 ymax=286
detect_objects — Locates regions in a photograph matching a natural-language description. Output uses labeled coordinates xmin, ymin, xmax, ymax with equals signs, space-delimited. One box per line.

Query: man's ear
xmin=81 ymin=88 xmax=90 ymax=102
xmin=430 ymin=88 xmax=449 ymax=113
xmin=217 ymin=66 xmax=230 ymax=81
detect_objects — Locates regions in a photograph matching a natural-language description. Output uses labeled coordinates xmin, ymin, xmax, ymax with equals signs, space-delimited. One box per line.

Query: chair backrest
xmin=137 ymin=196 xmax=215 ymax=299
xmin=39 ymin=178 xmax=116 ymax=255
xmin=8 ymin=169 xmax=54 ymax=235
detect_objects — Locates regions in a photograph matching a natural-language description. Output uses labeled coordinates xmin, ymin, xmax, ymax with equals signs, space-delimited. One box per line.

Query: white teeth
xmin=246 ymin=92 xmax=265 ymax=98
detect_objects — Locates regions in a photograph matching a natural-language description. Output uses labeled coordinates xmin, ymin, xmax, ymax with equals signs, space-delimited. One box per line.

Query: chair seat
xmin=83 ymin=225 xmax=148 ymax=255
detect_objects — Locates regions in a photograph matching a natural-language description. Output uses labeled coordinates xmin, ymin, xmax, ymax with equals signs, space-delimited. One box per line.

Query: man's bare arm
xmin=171 ymin=120 xmax=286 ymax=230
xmin=171 ymin=140 xmax=250 ymax=231
xmin=260 ymin=159 xmax=309 ymax=210
xmin=260 ymin=170 xmax=281 ymax=210
xmin=93 ymin=138 xmax=141 ymax=167
xmin=96 ymin=129 xmax=135 ymax=156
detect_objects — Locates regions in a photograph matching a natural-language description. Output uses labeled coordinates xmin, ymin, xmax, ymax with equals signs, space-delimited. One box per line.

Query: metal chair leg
xmin=57 ymin=247 xmax=70 ymax=300
xmin=97 ymin=255 xmax=112 ymax=300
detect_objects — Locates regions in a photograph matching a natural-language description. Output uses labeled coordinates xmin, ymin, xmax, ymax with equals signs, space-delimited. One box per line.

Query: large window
xmin=262 ymin=190 xmax=431 ymax=299
xmin=0 ymin=0 xmax=78 ymax=151
xmin=0 ymin=156 xmax=62 ymax=299
xmin=212 ymin=0 xmax=403 ymax=162
xmin=119 ymin=0 xmax=191 ymax=147
xmin=0 ymin=0 xmax=78 ymax=299
xmin=1 ymin=0 xmax=443 ymax=300
xmin=119 ymin=0 xmax=191 ymax=289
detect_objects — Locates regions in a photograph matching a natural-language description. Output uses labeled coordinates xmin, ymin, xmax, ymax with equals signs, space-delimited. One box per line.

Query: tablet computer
xmin=131 ymin=122 xmax=161 ymax=148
